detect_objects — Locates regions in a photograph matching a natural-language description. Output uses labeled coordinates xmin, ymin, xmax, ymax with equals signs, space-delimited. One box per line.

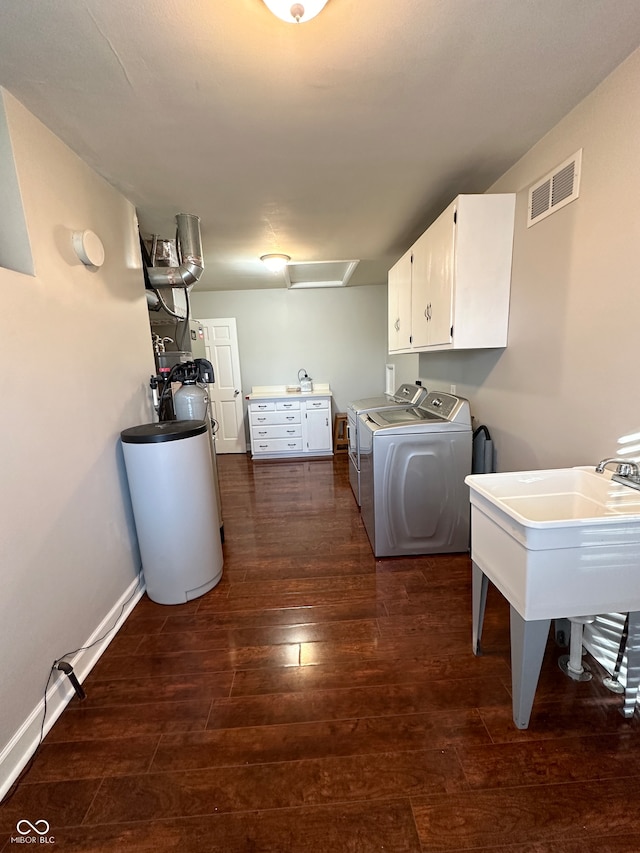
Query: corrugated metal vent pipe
xmin=146 ymin=213 xmax=204 ymax=289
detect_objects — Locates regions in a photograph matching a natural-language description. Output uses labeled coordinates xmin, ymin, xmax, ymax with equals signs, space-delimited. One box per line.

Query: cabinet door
xmin=304 ymin=407 xmax=332 ymax=452
xmin=388 ymin=249 xmax=412 ymax=352
xmin=412 ymin=202 xmax=454 ymax=348
xmin=410 ymin=228 xmax=433 ymax=348
xmin=427 ymin=201 xmax=455 ymax=347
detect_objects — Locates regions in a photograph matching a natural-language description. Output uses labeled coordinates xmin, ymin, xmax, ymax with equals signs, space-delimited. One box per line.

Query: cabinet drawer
xmin=251 ymin=411 xmax=301 ymax=426
xmin=305 ymin=398 xmax=329 ymax=410
xmin=253 ymin=437 xmax=304 ymax=454
xmin=249 ymin=401 xmax=275 ymax=413
xmin=276 ymin=400 xmax=300 ymax=411
xmin=252 ymin=425 xmax=302 ymax=440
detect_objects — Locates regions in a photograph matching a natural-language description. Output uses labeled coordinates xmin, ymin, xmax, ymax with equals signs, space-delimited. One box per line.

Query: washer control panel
xmin=422 ymin=392 xmax=465 ymax=422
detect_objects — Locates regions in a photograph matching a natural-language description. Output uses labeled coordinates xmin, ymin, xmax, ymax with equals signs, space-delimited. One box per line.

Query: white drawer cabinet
xmin=253 ymin=437 xmax=304 ymax=454
xmin=251 ymin=411 xmax=301 ymax=427
xmin=251 ymin=401 xmax=275 ymax=412
xmin=252 ymin=424 xmax=302 ymax=440
xmin=249 ymin=395 xmax=333 ymax=459
xmin=305 ymin=398 xmax=328 ymax=411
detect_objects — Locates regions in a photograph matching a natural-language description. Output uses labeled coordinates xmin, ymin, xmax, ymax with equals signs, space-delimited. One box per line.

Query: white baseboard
xmin=0 ymin=574 xmax=145 ymax=802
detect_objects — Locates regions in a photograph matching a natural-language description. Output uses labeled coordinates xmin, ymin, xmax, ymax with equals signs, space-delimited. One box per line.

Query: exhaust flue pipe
xmin=146 ymin=213 xmax=204 ymax=289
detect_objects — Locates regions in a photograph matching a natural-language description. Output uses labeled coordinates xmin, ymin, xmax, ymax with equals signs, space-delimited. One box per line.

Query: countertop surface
xmin=247 ymin=383 xmax=332 ymax=401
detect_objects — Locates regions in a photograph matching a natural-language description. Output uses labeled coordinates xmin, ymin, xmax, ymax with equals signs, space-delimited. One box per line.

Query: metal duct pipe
xmin=146 ymin=213 xmax=204 ymax=289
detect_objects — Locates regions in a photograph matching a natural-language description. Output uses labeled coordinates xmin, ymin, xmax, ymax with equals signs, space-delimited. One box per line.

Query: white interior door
xmin=199 ymin=318 xmax=245 ymax=453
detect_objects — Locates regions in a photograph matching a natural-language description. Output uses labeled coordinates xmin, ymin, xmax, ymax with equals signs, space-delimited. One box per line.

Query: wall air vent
xmin=527 ymin=149 xmax=582 ymax=227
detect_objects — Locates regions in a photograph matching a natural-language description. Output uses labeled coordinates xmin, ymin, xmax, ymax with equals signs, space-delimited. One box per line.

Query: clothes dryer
xmin=359 ymin=392 xmax=472 ymax=557
xmin=347 ymin=383 xmax=427 ymax=506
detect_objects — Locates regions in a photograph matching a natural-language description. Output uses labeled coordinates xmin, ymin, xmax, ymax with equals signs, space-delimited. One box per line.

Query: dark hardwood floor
xmin=2 ymin=454 xmax=640 ymax=851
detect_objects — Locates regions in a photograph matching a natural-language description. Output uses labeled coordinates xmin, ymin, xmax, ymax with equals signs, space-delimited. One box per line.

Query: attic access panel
xmin=284 ymin=260 xmax=359 ymax=289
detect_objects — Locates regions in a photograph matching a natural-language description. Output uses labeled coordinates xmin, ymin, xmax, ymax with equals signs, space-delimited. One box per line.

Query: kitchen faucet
xmin=595 ymin=457 xmax=640 ymax=491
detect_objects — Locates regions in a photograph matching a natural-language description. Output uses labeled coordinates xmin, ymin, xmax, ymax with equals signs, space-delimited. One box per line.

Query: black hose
xmin=54 ymin=661 xmax=86 ymax=701
xmin=473 ymin=425 xmax=492 ymax=441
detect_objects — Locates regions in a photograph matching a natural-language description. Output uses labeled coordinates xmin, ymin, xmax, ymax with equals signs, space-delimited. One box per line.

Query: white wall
xmin=412 ymin=46 xmax=640 ymax=472
xmin=190 ymin=285 xmax=389 ymax=415
xmin=0 ymin=90 xmax=155 ymax=793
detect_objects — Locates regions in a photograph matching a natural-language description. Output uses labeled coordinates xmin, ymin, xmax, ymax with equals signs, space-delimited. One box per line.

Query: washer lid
xmin=370 ymin=407 xmax=447 ymax=426
xmin=361 ymin=392 xmax=471 ymax=435
xmin=121 ymin=420 xmax=207 ymax=444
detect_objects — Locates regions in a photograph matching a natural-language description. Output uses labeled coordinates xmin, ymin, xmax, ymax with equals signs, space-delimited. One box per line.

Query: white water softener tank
xmin=120 ymin=420 xmax=223 ymax=605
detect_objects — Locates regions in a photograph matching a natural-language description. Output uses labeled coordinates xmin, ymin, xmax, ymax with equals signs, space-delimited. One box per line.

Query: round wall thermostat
xmin=72 ymin=230 xmax=105 ymax=268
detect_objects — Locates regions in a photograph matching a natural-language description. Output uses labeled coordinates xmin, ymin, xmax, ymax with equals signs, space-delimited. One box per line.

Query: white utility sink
xmin=466 ymin=466 xmax=640 ymax=728
xmin=465 ymin=466 xmax=640 ymax=621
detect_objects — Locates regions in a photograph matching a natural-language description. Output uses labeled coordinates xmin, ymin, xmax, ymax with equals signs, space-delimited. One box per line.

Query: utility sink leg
xmin=509 ymin=608 xmax=550 ymax=729
xmin=472 ymin=562 xmax=488 ymax=656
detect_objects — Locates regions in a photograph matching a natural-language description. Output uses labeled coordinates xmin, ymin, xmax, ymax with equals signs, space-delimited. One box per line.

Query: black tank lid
xmin=121 ymin=420 xmax=207 ymax=444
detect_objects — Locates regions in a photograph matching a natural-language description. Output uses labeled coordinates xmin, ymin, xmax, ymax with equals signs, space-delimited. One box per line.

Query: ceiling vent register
xmin=527 ymin=149 xmax=582 ymax=227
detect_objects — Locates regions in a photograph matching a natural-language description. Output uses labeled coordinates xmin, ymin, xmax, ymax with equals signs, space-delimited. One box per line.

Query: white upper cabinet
xmin=388 ymin=193 xmax=515 ymax=353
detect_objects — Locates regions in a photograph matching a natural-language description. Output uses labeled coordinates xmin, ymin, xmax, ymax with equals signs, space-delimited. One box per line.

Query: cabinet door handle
xmin=394 ymin=318 xmax=400 ymax=331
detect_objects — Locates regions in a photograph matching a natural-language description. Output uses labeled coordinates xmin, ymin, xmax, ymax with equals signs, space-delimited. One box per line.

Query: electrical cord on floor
xmin=2 ymin=567 xmax=144 ymax=805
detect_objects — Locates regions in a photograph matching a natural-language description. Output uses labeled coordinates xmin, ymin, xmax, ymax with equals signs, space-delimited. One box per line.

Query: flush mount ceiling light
xmin=72 ymin=229 xmax=105 ymax=268
xmin=262 ymin=0 xmax=329 ymax=24
xmin=260 ymin=253 xmax=291 ymax=273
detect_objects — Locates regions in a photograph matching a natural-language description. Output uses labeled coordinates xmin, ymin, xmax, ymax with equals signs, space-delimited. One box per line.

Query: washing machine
xmin=359 ymin=391 xmax=472 ymax=557
xmin=347 ymin=383 xmax=427 ymax=507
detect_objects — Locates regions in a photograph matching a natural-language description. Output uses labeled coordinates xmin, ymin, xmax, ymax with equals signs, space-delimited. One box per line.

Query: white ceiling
xmin=1 ymin=0 xmax=640 ymax=291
